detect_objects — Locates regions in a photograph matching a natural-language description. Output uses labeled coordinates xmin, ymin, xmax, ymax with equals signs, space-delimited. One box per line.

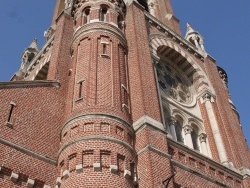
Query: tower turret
xmin=1 ymin=1 xmax=250 ymax=188
xmin=57 ymin=0 xmax=136 ymax=187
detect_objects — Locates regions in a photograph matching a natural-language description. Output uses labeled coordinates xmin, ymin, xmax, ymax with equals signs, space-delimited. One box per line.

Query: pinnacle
xmin=28 ymin=38 xmax=38 ymax=51
xmin=186 ymin=23 xmax=196 ymax=35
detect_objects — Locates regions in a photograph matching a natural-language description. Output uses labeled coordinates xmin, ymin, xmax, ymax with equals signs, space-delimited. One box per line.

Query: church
xmin=0 ymin=0 xmax=249 ymax=187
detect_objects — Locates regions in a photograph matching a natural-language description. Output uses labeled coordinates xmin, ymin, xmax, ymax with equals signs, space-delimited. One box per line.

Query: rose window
xmin=156 ymin=62 xmax=192 ymax=104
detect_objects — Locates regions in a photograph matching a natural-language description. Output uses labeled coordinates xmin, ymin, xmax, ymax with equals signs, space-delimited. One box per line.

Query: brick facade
xmin=0 ymin=0 xmax=249 ymax=187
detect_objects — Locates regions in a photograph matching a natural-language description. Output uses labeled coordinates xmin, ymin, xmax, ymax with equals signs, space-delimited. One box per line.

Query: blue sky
xmin=0 ymin=1 xmax=249 ymax=147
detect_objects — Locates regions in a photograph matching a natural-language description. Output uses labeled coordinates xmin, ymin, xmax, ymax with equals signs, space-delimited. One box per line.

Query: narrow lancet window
xmin=103 ymin=43 xmax=107 ymax=54
xmin=79 ymin=81 xmax=83 ymax=99
xmin=100 ymin=7 xmax=107 ymax=22
xmin=117 ymin=15 xmax=123 ymax=29
xmin=83 ymin=8 xmax=90 ymax=24
xmin=76 ymin=79 xmax=84 ymax=101
xmin=6 ymin=102 xmax=16 ymax=127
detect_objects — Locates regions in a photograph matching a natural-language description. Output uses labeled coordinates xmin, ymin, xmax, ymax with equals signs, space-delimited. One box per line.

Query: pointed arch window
xmin=117 ymin=14 xmax=123 ymax=29
xmin=191 ymin=125 xmax=200 ymax=151
xmin=163 ymin=108 xmax=171 ymax=133
xmin=163 ymin=111 xmax=209 ymax=155
xmin=175 ymin=121 xmax=184 ymax=143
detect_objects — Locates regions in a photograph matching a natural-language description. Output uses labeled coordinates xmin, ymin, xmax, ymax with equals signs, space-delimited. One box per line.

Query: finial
xmin=185 ymin=23 xmax=196 ymax=37
xmin=28 ymin=38 xmax=39 ymax=51
xmin=187 ymin=23 xmax=191 ymax=29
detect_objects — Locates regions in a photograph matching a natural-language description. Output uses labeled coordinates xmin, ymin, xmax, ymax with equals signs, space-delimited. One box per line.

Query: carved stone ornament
xmin=199 ymin=133 xmax=207 ymax=143
xmin=183 ymin=125 xmax=193 ymax=135
xmin=202 ymin=93 xmax=214 ymax=103
xmin=169 ymin=117 xmax=177 ymax=126
xmin=65 ymin=0 xmax=73 ymax=9
xmin=156 ymin=61 xmax=192 ymax=105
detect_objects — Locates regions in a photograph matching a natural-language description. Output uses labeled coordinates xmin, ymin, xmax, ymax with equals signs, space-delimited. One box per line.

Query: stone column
xmin=201 ymin=93 xmax=229 ymax=165
xmin=169 ymin=117 xmax=177 ymax=141
xmin=199 ymin=38 xmax=205 ymax=51
xmin=199 ymin=133 xmax=208 ymax=156
xmin=183 ymin=125 xmax=194 ymax=149
xmin=192 ymin=36 xmax=199 ymax=49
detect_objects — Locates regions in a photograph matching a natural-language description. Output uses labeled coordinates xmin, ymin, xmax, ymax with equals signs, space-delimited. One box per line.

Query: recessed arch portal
xmin=150 ymin=35 xmax=212 ymax=93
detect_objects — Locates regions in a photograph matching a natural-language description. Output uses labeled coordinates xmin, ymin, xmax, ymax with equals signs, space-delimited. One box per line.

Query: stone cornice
xmin=61 ymin=113 xmax=133 ymax=134
xmin=168 ymin=139 xmax=242 ymax=179
xmin=133 ymin=115 xmax=165 ymax=132
xmin=58 ymin=135 xmax=136 ymax=157
xmin=205 ymin=53 xmax=216 ymax=63
xmin=70 ymin=22 xmax=127 ymax=54
xmin=171 ymin=159 xmax=231 ymax=187
xmin=161 ymin=96 xmax=204 ymax=123
xmin=0 ymin=80 xmax=60 ymax=89
xmin=137 ymin=145 xmax=171 ymax=159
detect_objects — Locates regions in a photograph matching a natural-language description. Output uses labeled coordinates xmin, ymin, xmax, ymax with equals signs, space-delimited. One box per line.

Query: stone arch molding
xmin=149 ymin=34 xmax=214 ymax=95
xmin=188 ymin=117 xmax=205 ymax=134
xmin=172 ymin=108 xmax=188 ymax=125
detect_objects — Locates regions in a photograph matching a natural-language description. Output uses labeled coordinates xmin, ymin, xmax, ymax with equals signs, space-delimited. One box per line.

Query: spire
xmin=28 ymin=38 xmax=39 ymax=52
xmin=185 ymin=23 xmax=196 ymax=36
xmin=185 ymin=23 xmax=205 ymax=52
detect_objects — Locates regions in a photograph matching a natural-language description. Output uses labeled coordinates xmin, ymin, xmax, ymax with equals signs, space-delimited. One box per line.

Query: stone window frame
xmin=163 ymin=107 xmax=209 ymax=156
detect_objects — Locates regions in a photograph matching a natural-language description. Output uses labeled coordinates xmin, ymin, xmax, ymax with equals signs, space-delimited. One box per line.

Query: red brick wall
xmin=0 ymin=143 xmax=57 ymax=187
xmin=204 ymin=57 xmax=250 ymax=169
xmin=168 ymin=141 xmax=244 ymax=188
xmin=135 ymin=126 xmax=171 ymax=187
xmin=126 ymin=2 xmax=162 ymax=123
xmin=0 ymin=85 xmax=62 ymax=158
xmin=1 ymin=1 xmax=250 ymax=187
xmin=58 ymin=140 xmax=135 ymax=188
xmin=154 ymin=0 xmax=182 ymax=35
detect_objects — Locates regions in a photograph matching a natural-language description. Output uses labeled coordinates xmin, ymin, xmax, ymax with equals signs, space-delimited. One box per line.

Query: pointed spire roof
xmin=185 ymin=23 xmax=198 ymax=39
xmin=20 ymin=38 xmax=39 ymax=68
xmin=28 ymin=38 xmax=39 ymax=52
xmin=185 ymin=23 xmax=206 ymax=52
xmin=187 ymin=23 xmax=195 ymax=33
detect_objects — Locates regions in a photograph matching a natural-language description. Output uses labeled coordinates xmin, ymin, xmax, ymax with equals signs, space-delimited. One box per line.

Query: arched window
xmin=175 ymin=120 xmax=184 ymax=143
xmin=191 ymin=125 xmax=200 ymax=151
xmin=117 ymin=15 xmax=123 ymax=29
xmin=163 ymin=108 xmax=171 ymax=133
xmin=82 ymin=8 xmax=90 ymax=25
xmin=100 ymin=7 xmax=107 ymax=22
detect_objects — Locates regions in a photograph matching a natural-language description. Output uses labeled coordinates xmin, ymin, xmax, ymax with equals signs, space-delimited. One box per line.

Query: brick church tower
xmin=0 ymin=0 xmax=250 ymax=187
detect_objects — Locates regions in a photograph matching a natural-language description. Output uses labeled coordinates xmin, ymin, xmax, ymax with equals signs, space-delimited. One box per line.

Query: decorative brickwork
xmin=0 ymin=0 xmax=250 ymax=187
